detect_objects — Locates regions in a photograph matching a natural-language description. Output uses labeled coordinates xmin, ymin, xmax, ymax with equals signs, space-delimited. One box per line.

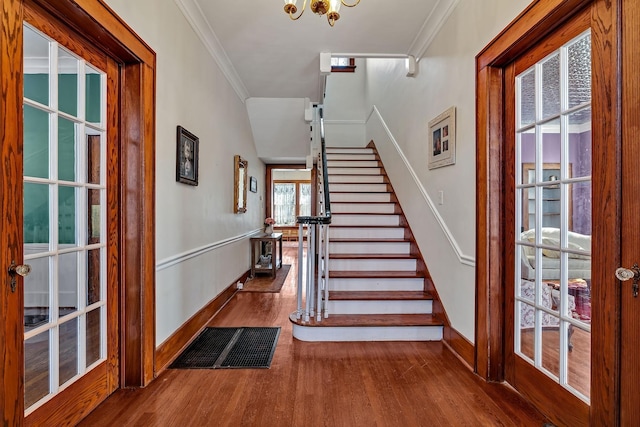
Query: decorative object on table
xmin=427 ymin=106 xmax=456 ymax=169
xmin=176 ymin=126 xmax=199 ymax=185
xmin=234 ymin=155 xmax=248 ymax=213
xmin=249 ymin=176 xmax=257 ymax=193
xmin=264 ymin=217 xmax=275 ymax=234
xmin=259 ymin=254 xmax=272 ymax=267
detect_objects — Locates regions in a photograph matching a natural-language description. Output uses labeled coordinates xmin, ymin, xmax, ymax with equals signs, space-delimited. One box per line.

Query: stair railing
xmin=295 ymin=106 xmax=331 ymax=323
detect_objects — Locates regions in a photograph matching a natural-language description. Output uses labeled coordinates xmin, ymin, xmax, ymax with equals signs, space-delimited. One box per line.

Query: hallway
xmin=80 ymin=243 xmax=547 ymax=426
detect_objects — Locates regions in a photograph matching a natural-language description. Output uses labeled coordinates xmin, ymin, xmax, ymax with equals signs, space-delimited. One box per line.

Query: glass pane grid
xmin=24 ymin=25 xmax=108 ymax=413
xmin=515 ymin=30 xmax=591 ymax=403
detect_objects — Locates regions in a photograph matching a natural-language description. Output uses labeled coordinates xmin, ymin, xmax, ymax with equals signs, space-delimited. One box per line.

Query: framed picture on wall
xmin=249 ymin=176 xmax=257 ymax=193
xmin=428 ymin=106 xmax=456 ymax=169
xmin=176 ymin=126 xmax=199 ymax=186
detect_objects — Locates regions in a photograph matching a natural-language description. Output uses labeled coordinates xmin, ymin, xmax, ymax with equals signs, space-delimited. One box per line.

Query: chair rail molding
xmin=156 ymin=228 xmax=262 ymax=271
xmin=367 ymin=106 xmax=475 ymax=267
xmin=173 ymin=0 xmax=250 ymax=101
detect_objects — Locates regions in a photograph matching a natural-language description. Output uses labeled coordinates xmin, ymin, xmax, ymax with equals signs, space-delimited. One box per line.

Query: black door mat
xmin=170 ymin=327 xmax=280 ymax=369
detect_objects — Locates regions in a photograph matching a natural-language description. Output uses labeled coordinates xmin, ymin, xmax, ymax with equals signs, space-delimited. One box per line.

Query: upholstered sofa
xmin=520 ymin=227 xmax=591 ymax=281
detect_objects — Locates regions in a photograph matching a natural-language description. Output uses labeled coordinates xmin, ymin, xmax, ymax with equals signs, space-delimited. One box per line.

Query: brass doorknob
xmin=616 ymin=264 xmax=640 ymax=281
xmin=8 ymin=261 xmax=31 ymax=293
xmin=9 ymin=263 xmax=31 ymax=277
xmin=615 ymin=263 xmax=640 ymax=297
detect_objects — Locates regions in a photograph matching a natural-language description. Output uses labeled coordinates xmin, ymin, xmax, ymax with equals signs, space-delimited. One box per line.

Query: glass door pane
xmin=23 ymin=24 xmax=107 ymax=413
xmin=515 ymin=30 xmax=592 ymax=402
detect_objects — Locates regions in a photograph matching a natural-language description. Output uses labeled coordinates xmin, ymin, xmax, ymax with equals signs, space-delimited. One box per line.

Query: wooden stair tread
xmin=328 ymin=271 xmax=426 ymax=279
xmin=329 ymin=238 xmax=409 ymax=243
xmin=331 ymin=201 xmax=395 ymax=204
xmin=328 ymin=291 xmax=433 ymax=301
xmin=329 ymin=226 xmax=402 ymax=229
xmin=329 ymin=191 xmax=392 ymax=194
xmin=290 ymin=313 xmax=443 ymax=327
xmin=329 ymin=253 xmax=417 ymax=260
xmin=332 ymin=212 xmax=398 ymax=216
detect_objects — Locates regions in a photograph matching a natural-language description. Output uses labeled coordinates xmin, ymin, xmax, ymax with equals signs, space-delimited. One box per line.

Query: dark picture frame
xmin=176 ymin=125 xmax=199 ymax=185
xmin=249 ymin=176 xmax=257 ymax=193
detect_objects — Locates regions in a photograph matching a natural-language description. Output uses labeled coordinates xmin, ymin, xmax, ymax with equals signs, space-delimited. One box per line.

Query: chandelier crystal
xmin=283 ymin=0 xmax=361 ymax=27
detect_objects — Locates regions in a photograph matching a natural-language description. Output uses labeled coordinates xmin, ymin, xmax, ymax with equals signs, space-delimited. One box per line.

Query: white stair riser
xmin=329 ymin=277 xmax=425 ymax=292
xmin=331 ymin=215 xmax=399 ymax=227
xmin=326 ymin=148 xmax=374 ymax=154
xmin=330 ymin=193 xmax=391 ymax=203
xmin=328 ymin=300 xmax=433 ymax=315
xmin=327 ymin=160 xmax=379 ymax=168
xmin=329 ymin=242 xmax=410 ymax=255
xmin=330 ymin=227 xmax=405 ymax=239
xmin=292 ymin=325 xmax=443 ymax=342
xmin=328 ymin=167 xmax=382 ymax=175
xmin=330 ymin=183 xmax=388 ymax=193
xmin=331 ymin=203 xmax=395 ymax=214
xmin=330 ymin=258 xmax=417 ymax=271
xmin=326 ymin=154 xmax=377 ymax=161
xmin=328 ymin=175 xmax=385 ymax=183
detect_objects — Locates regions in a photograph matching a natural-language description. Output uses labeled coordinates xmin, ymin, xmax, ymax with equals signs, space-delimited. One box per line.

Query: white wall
xmin=362 ymin=0 xmax=531 ymax=341
xmin=105 ymin=0 xmax=264 ymax=346
xmin=323 ymin=59 xmax=367 ymax=147
xmin=246 ymin=98 xmax=311 ymax=163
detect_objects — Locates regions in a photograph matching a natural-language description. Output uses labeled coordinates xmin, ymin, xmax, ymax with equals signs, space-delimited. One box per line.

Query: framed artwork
xmin=176 ymin=125 xmax=199 ymax=185
xmin=428 ymin=106 xmax=456 ymax=169
xmin=249 ymin=176 xmax=257 ymax=193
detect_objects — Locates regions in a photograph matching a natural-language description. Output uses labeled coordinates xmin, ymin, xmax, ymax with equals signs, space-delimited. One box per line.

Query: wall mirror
xmin=234 ymin=155 xmax=248 ymax=213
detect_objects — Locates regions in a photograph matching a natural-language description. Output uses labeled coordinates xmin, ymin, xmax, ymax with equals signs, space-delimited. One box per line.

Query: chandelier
xmin=283 ymin=0 xmax=361 ymax=27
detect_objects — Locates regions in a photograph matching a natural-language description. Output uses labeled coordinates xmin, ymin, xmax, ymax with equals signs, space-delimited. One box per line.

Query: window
xmin=331 ymin=57 xmax=356 ymax=73
xmin=273 ymin=181 xmax=311 ymax=225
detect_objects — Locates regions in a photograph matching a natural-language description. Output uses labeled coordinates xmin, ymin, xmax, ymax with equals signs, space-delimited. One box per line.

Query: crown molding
xmin=174 ymin=0 xmax=250 ymax=102
xmin=407 ymin=0 xmax=460 ymax=61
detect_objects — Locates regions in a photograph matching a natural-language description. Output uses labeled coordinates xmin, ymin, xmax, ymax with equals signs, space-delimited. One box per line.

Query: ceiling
xmin=177 ymin=0 xmax=456 ymax=102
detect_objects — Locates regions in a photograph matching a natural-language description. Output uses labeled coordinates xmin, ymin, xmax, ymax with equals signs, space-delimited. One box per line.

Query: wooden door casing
xmin=620 ymin=0 xmax=640 ymax=424
xmin=476 ymin=0 xmax=623 ymax=425
xmin=1 ymin=0 xmax=26 ymax=424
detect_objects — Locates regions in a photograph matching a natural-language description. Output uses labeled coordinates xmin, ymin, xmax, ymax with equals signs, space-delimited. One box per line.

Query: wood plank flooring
xmin=80 ymin=242 xmax=548 ymax=426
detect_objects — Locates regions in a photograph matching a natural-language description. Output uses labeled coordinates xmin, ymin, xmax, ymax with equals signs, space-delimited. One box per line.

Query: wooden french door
xmin=21 ymin=4 xmax=120 ymax=425
xmin=3 ymin=0 xmax=155 ymax=424
xmin=476 ymin=0 xmax=639 ymax=425
xmin=503 ymin=9 xmax=591 ymax=426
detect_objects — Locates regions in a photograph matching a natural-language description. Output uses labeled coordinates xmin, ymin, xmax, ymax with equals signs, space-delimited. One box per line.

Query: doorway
xmin=476 ymin=0 xmax=633 ymax=425
xmin=1 ymin=0 xmax=156 ymax=424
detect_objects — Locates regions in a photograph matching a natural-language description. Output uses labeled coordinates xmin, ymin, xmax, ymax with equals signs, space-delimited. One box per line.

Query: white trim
xmin=407 ymin=0 xmax=460 ymax=61
xmin=368 ymin=106 xmax=475 ymax=267
xmin=173 ymin=0 xmax=250 ymax=102
xmin=323 ymin=119 xmax=366 ymax=125
xmin=156 ymin=228 xmax=261 ymax=271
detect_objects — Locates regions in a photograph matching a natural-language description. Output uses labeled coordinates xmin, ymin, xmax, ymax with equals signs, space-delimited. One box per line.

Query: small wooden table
xmin=250 ymin=232 xmax=283 ymax=277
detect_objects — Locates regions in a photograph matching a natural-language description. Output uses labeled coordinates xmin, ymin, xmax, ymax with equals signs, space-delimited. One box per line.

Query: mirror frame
xmin=234 ymin=155 xmax=248 ymax=213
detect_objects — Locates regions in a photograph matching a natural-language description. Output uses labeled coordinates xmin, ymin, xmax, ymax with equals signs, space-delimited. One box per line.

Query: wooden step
xmin=330 ymin=192 xmax=392 ymax=203
xmin=328 ymin=270 xmax=426 ymax=279
xmin=329 ymin=253 xmax=417 ymax=260
xmin=327 ymin=167 xmax=382 ymax=175
xmin=326 ymin=147 xmax=374 ymax=154
xmin=290 ymin=313 xmax=443 ymax=327
xmin=328 ymin=291 xmax=432 ymax=301
xmin=328 ymin=175 xmax=386 ymax=183
xmin=331 ymin=202 xmax=397 ymax=214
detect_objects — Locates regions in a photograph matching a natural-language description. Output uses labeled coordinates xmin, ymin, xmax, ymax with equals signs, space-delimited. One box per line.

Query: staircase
xmin=290 ymin=144 xmax=446 ymax=342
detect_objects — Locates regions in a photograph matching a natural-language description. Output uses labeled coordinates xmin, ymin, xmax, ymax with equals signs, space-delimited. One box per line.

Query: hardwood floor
xmin=80 ymin=242 xmax=548 ymax=426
